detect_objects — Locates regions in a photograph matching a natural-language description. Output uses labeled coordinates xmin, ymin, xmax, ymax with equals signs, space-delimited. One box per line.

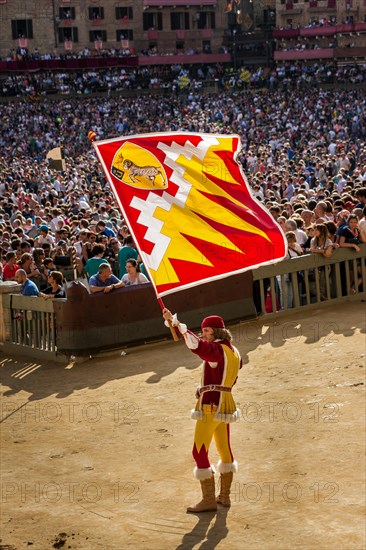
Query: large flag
xmin=93 ymin=132 xmax=287 ymax=298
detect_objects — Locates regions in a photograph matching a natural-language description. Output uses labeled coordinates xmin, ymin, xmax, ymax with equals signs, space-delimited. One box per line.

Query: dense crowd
xmin=0 ymin=79 xmax=365 ymax=303
xmin=1 ymin=61 xmax=366 ymax=98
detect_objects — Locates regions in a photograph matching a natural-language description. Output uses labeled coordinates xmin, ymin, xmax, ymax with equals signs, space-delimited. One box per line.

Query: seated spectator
xmin=89 ymin=263 xmax=125 ymax=294
xmin=14 ymin=269 xmax=39 ymax=296
xmin=3 ymin=251 xmax=19 ymax=281
xmin=38 ymin=271 xmax=66 ymax=300
xmin=121 ymin=258 xmax=149 ymax=286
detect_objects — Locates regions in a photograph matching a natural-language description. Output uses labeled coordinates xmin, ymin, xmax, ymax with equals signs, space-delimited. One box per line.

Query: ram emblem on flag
xmin=93 ymin=132 xmax=287 ymax=298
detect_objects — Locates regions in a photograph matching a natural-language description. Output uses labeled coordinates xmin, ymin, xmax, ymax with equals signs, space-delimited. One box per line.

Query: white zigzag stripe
xmin=129 ymin=136 xmax=220 ymax=271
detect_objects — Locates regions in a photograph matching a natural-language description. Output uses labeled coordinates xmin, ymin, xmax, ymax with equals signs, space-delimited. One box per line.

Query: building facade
xmin=0 ymin=0 xmax=230 ymax=58
xmin=0 ymin=0 xmax=365 ymax=66
xmin=274 ymin=0 xmax=366 ymax=64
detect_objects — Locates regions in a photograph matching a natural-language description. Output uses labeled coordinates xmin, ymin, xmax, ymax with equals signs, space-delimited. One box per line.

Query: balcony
xmin=273 ymin=22 xmax=366 ymax=40
xmin=143 ymin=0 xmax=216 ymax=5
xmin=274 ymin=46 xmax=366 ymax=62
xmin=299 ymin=26 xmax=336 ymax=37
xmin=274 ymin=48 xmax=334 ymax=61
xmin=138 ymin=52 xmax=230 ymax=66
xmin=273 ymin=29 xmax=300 ymax=39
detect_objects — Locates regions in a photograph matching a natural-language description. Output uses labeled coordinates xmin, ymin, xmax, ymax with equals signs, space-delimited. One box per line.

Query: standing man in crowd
xmin=162 ymin=309 xmax=241 ymax=513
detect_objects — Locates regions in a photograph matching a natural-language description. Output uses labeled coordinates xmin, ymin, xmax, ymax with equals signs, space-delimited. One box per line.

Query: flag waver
xmin=93 ymin=132 xmax=287 ymax=298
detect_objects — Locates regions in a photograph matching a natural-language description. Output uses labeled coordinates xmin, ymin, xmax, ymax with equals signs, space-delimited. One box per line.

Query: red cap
xmin=201 ymin=315 xmax=225 ymax=329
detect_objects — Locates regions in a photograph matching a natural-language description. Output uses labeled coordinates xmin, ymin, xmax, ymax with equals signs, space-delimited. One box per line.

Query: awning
xmin=143 ymin=1 xmax=216 ymax=6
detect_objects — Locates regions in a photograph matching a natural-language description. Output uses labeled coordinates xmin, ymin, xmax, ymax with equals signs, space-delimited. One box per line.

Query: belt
xmin=198 ymin=385 xmax=232 ymax=396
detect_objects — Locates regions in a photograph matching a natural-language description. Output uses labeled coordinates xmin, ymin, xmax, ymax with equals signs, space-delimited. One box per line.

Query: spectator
xmin=85 ymin=244 xmax=110 ymax=277
xmin=285 ymin=219 xmax=307 ymax=247
xmin=89 ymin=263 xmax=125 ymax=294
xmin=3 ymin=251 xmax=19 ymax=281
xmin=310 ymin=223 xmax=333 ymax=301
xmin=96 ymin=220 xmax=116 ymax=238
xmin=18 ymin=252 xmax=41 ymax=282
xmin=14 ymin=269 xmax=39 ymax=296
xmin=38 ymin=271 xmax=66 ymax=300
xmin=121 ymin=258 xmax=149 ymax=286
xmin=310 ymin=224 xmax=333 ymax=259
xmin=338 ymin=214 xmax=366 ymax=252
xmin=118 ymin=236 xmax=138 ymax=277
xmin=34 ymin=225 xmax=54 ymax=247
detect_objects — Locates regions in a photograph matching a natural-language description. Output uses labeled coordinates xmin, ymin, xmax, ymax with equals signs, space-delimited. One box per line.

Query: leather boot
xmin=216 ymin=472 xmax=233 ymax=507
xmin=187 ymin=476 xmax=217 ymax=513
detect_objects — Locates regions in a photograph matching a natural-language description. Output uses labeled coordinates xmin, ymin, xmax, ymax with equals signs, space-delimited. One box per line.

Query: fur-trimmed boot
xmin=216 ymin=460 xmax=237 ymax=507
xmin=187 ymin=467 xmax=217 ymax=513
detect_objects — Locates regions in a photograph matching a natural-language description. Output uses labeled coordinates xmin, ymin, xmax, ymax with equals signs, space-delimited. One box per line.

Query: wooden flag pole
xmin=158 ymin=298 xmax=179 ymax=342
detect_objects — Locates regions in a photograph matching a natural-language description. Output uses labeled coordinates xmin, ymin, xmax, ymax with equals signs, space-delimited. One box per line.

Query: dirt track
xmin=1 ymin=301 xmax=365 ymax=550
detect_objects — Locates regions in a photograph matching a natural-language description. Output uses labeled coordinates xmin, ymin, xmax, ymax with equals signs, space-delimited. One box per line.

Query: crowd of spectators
xmin=0 ymin=78 xmax=365 ymax=307
xmin=1 ymin=61 xmax=366 ymax=98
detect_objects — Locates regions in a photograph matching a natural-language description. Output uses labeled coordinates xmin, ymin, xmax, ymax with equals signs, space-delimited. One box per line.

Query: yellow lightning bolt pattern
xmin=149 ymin=137 xmax=270 ymax=287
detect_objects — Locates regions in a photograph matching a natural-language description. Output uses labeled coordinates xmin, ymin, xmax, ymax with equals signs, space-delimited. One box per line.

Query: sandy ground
xmin=0 ymin=301 xmax=365 ymax=550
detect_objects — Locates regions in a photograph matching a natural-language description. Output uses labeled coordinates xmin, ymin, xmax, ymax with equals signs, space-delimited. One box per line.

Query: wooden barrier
xmin=1 ymin=245 xmax=365 ymax=359
xmin=1 ymin=271 xmax=255 ymax=359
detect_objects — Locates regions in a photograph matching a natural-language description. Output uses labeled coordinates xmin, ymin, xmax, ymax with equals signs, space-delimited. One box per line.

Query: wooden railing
xmin=252 ymin=245 xmax=366 ymax=316
xmin=1 ymin=246 xmax=365 ymax=359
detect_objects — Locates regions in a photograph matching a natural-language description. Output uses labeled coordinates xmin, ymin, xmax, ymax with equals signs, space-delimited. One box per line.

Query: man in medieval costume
xmin=163 ymin=309 xmax=242 ymax=513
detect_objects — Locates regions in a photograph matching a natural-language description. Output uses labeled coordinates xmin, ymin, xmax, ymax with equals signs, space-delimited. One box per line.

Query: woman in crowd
xmin=338 ymin=214 xmax=366 ymax=251
xmin=121 ymin=259 xmax=149 ymax=286
xmin=38 ymin=271 xmax=66 ymax=300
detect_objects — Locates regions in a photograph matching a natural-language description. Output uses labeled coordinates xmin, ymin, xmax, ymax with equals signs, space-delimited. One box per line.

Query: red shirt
xmin=3 ymin=263 xmax=19 ymax=281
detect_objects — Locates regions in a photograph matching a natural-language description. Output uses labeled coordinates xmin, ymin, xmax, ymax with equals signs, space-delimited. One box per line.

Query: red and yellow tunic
xmin=182 ymin=330 xmax=242 ymax=423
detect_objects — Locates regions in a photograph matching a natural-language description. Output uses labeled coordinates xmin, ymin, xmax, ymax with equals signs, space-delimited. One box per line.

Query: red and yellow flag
xmin=93 ymin=132 xmax=287 ymax=298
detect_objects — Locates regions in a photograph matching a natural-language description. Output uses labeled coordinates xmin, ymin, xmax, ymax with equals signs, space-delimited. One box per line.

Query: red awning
xmin=143 ymin=0 xmax=216 ymax=6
